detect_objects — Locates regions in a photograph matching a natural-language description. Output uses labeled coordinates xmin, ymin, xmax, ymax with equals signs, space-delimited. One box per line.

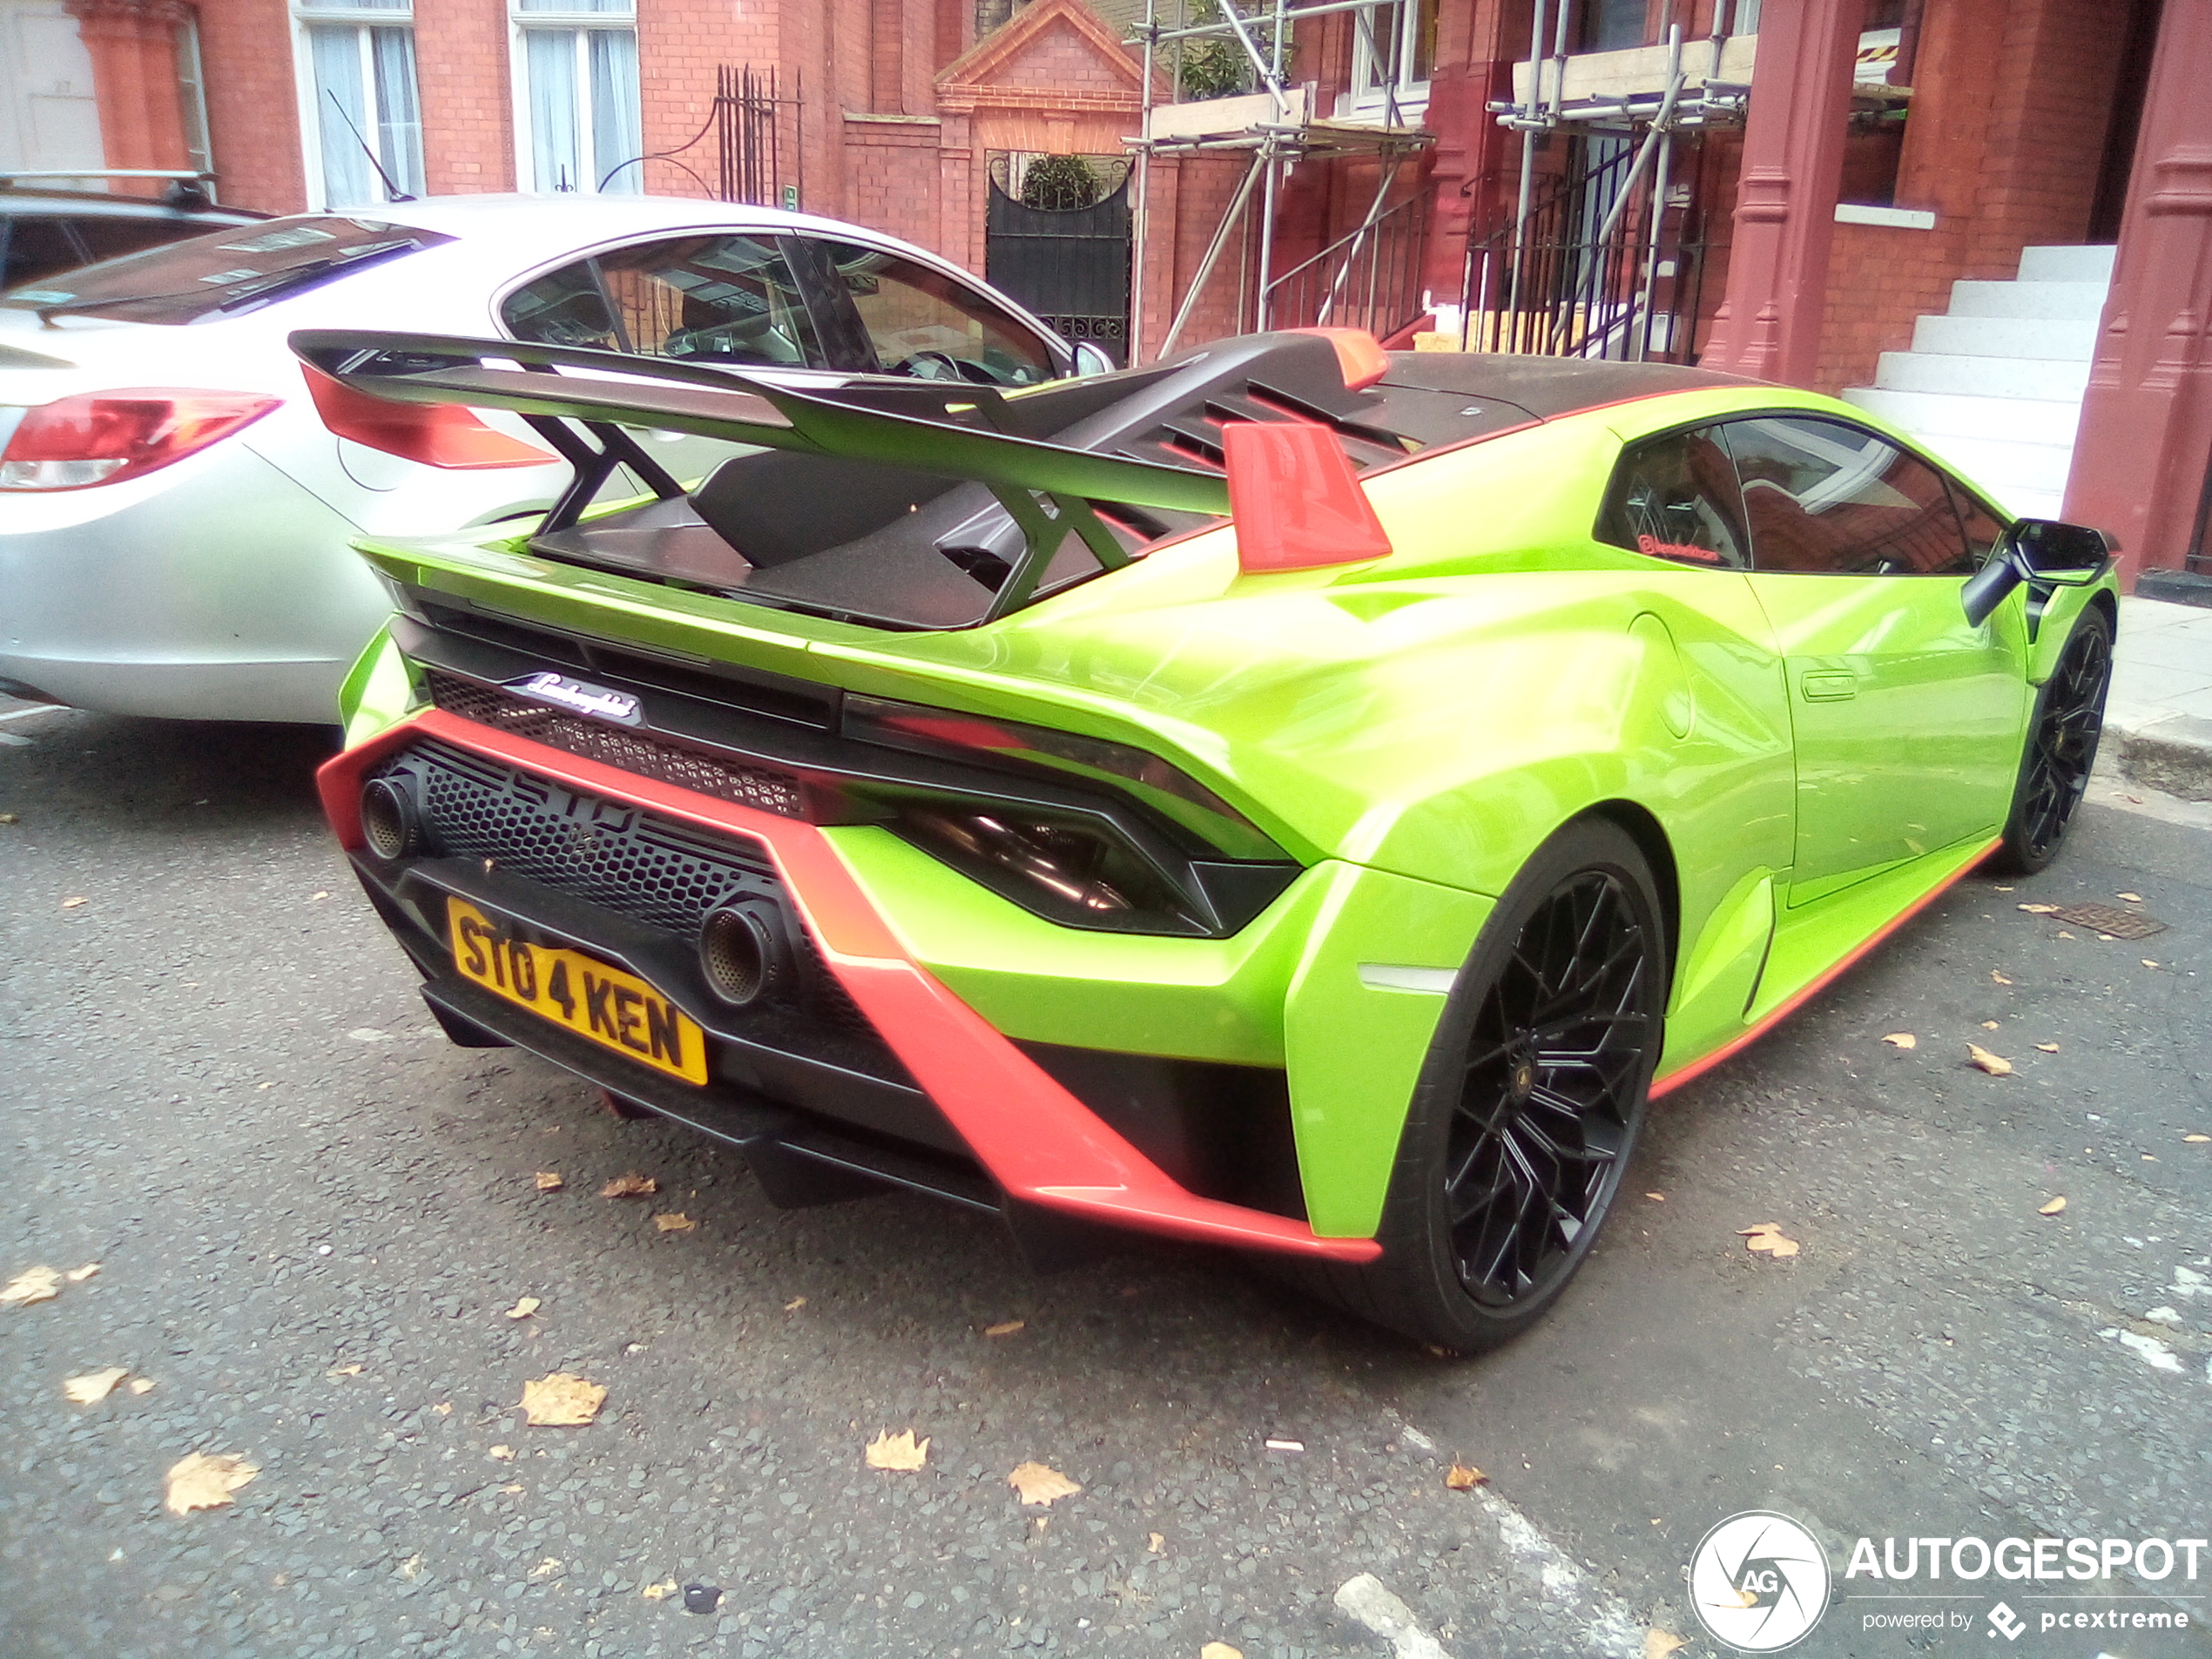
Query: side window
xmin=1597 ymin=425 xmax=1750 ymax=568
xmin=2 ymin=218 xmax=89 ymax=288
xmin=1947 ymin=480 xmax=2008 ymax=569
xmin=818 ymin=240 xmax=1056 ymax=385
xmin=1722 ymin=416 xmax=1975 ymax=576
xmin=593 ymin=235 xmax=823 ymax=367
xmin=502 ymin=258 xmax=623 ymax=349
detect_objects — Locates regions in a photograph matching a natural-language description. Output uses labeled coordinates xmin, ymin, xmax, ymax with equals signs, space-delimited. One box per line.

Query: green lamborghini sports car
xmin=291 ymin=323 xmax=2118 ymax=1349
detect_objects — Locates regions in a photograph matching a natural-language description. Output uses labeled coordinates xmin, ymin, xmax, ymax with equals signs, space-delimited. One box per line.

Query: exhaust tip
xmin=360 ymin=776 xmax=419 ymax=861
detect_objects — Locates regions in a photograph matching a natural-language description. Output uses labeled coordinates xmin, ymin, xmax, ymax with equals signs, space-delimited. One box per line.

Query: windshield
xmin=0 ymin=216 xmax=454 ymax=324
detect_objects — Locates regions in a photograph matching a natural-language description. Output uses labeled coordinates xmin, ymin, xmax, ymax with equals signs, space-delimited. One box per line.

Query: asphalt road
xmin=3 ymin=701 xmax=2208 ymax=1659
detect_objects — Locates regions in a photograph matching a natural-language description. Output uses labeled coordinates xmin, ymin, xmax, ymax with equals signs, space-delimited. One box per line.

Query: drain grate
xmin=2047 ymin=902 xmax=2167 ymax=940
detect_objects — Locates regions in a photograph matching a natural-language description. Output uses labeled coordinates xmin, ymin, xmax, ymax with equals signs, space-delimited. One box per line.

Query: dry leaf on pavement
xmin=984 ymin=1320 xmax=1025 ymax=1337
xmin=865 ymin=1429 xmax=929 ymax=1472
xmin=2186 ymin=1135 xmax=2210 ymax=1144
xmin=784 ymin=1296 xmax=806 ymax=1311
xmin=521 ymin=1372 xmax=606 ymax=1426
xmin=165 ymin=1452 xmax=258 ymax=1514
xmin=652 ymin=1212 xmax=695 ymax=1232
xmin=489 ymin=1445 xmax=516 ymax=1460
xmin=533 ymin=1172 xmax=563 ymax=1192
xmin=2036 ymin=1042 xmax=2060 ymax=1053
xmin=599 ymin=1173 xmax=657 ymax=1198
xmin=2016 ymin=902 xmax=2060 ymax=914
xmin=64 ymin=1263 xmax=99 ymax=1282
xmin=2119 ymin=892 xmax=2143 ymax=902
xmin=61 ymin=896 xmax=86 ymax=909
xmin=1 ymin=1265 xmax=61 ymax=1307
xmin=1966 ymin=1043 xmax=2013 ymax=1076
xmin=1444 ymin=1462 xmax=1487 ymax=1490
xmin=2142 ymin=959 xmax=2161 ymax=969
xmin=1990 ymin=970 xmax=2013 ymax=984
xmin=1201 ymin=1645 xmax=1244 ymax=1659
xmin=1148 ymin=1532 xmax=1165 ymax=1554
xmin=1647 ymin=1633 xmax=1691 ymax=1659
xmin=1644 ymin=1190 xmax=1663 ymax=1200
xmin=1008 ymin=1461 xmax=1082 ymax=1506
xmin=504 ymin=1297 xmax=540 ymax=1320
xmin=641 ymin=1580 xmax=679 ymax=1600
xmin=2038 ymin=1196 xmax=2067 ymax=1216
xmin=129 ymin=1378 xmax=155 ymax=1395
xmin=64 ymin=1366 xmax=129 ymax=1404
xmin=327 ymin=1364 xmax=363 ymax=1378
xmin=1739 ymin=1224 xmax=1800 ymax=1258
xmin=1882 ymin=1033 xmax=1916 ymax=1049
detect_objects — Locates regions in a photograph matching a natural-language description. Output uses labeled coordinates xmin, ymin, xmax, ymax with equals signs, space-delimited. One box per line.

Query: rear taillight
xmin=0 ymin=389 xmax=280 ymax=490
xmin=303 ymin=366 xmax=551 ymax=469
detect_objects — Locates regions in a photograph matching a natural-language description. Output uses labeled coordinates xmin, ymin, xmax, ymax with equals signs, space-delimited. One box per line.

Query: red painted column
xmin=2062 ymin=4 xmax=2212 ymax=578
xmin=1695 ymin=0 xmax=1861 ymax=386
xmin=64 ymin=0 xmax=194 ymax=195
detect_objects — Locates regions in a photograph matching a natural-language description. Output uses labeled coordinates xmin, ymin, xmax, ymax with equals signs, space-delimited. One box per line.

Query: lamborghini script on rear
xmin=294 ymin=324 xmax=2117 ymax=1349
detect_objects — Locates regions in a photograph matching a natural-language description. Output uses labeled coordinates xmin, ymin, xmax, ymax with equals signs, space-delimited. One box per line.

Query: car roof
xmin=1374 ymin=352 xmax=1758 ymax=421
xmin=0 ymin=185 xmax=261 ymax=224
xmin=339 ymin=192 xmax=937 ymax=264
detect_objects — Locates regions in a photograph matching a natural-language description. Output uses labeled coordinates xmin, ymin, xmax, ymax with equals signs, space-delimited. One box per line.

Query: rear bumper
xmin=320 ymin=705 xmax=1381 ymax=1264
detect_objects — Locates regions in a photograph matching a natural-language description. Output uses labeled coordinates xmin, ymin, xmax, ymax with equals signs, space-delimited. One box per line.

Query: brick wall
xmin=198 ymin=0 xmax=305 ymax=214
xmin=415 ymin=0 xmax=513 ymax=196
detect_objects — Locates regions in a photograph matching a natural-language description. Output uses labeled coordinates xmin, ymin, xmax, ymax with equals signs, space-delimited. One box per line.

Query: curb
xmin=2106 ymin=709 xmax=2212 ymax=801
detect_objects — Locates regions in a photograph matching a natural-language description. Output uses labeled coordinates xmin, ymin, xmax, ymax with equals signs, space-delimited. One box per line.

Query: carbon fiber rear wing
xmin=291 ymin=330 xmax=1243 ymax=616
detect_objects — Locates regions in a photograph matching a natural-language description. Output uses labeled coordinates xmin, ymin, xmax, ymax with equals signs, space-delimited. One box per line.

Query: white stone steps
xmin=1844 ymin=386 xmax=2084 ymax=446
xmin=1870 ymin=349 xmax=2092 ymax=401
xmin=2017 ymin=244 xmax=2119 ymax=284
xmin=1946 ymin=279 xmax=2111 ymax=320
xmin=1907 ymin=431 xmax=2074 ymax=496
xmin=1910 ymin=314 xmax=2101 ymax=361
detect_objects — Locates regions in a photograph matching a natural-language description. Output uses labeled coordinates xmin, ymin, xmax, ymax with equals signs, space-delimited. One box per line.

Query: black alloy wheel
xmin=1305 ymin=819 xmax=1667 ymax=1351
xmin=1993 ymin=605 xmax=2113 ymax=875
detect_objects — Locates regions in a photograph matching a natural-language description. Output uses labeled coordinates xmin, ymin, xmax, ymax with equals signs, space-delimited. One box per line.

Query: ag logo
xmin=1689 ymin=1511 xmax=1831 ymax=1652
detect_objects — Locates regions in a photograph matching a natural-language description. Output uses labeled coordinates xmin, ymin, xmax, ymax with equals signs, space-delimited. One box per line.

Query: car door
xmin=799 ymin=236 xmax=1064 ymax=387
xmin=1720 ymin=414 xmax=2030 ymax=905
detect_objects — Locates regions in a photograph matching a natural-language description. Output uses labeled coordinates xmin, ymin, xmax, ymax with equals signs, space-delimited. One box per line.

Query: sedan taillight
xmin=0 ymin=389 xmax=280 ymax=490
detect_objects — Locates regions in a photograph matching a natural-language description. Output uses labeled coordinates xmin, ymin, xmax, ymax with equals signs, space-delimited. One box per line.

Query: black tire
xmin=1990 ymin=604 xmax=2113 ymax=876
xmin=1301 ymin=819 xmax=1668 ymax=1351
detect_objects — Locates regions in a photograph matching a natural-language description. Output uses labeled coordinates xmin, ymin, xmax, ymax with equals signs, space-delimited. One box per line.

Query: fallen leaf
xmin=1 ymin=1265 xmax=61 ymax=1306
xmin=1732 ymin=1585 xmax=1760 ymax=1608
xmin=128 ymin=1378 xmax=155 ymax=1395
xmin=2119 ymin=892 xmax=2143 ymax=903
xmin=489 ymin=1445 xmax=516 ymax=1460
xmin=1966 ymin=1043 xmax=2014 ymax=1076
xmin=63 ymin=1366 xmax=128 ymax=1404
xmin=521 ymin=1372 xmax=606 ymax=1426
xmin=326 ymin=1364 xmax=363 ymax=1378
xmin=2017 ymin=902 xmax=2061 ymax=914
xmin=0 ymin=813 xmax=16 ymax=824
xmin=1008 ymin=1460 xmax=1082 ymax=1506
xmin=430 ymin=1400 xmax=450 ymax=1414
xmin=1200 ymin=1645 xmax=1244 ymax=1659
xmin=1990 ymin=970 xmax=2013 ymax=985
xmin=1881 ymin=1032 xmax=1917 ymax=1049
xmin=2142 ymin=959 xmax=2160 ymax=969
xmin=600 ymin=1173 xmax=657 ymax=1198
xmin=2186 ymin=1135 xmax=2210 ymax=1144
xmin=1644 ymin=1190 xmax=1664 ymax=1200
xmin=2039 ymin=1196 xmax=2067 ymax=1216
xmin=1980 ymin=1020 xmax=2000 ymax=1030
xmin=1148 ymin=1532 xmax=1165 ymax=1554
xmin=61 ymin=896 xmax=86 ymax=909
xmin=1444 ymin=1462 xmax=1487 ymax=1490
xmin=1740 ymin=1224 xmax=1800 ymax=1258
xmin=652 ymin=1212 xmax=695 ymax=1232
xmin=866 ymin=1429 xmax=929 ymax=1472
xmin=783 ymin=1296 xmax=806 ymax=1311
xmin=1647 ymin=1633 xmax=1691 ymax=1659
xmin=504 ymin=1297 xmax=540 ymax=1320
xmin=399 ymin=1553 xmax=421 ymax=1579
xmin=2036 ymin=1042 xmax=2060 ymax=1053
xmin=2058 ymin=930 xmax=2076 ymax=939
xmin=984 ymin=1319 xmax=1026 ymax=1337
xmin=533 ymin=1172 xmax=563 ymax=1192
xmin=165 ymin=1452 xmax=258 ymax=1514
xmin=64 ymin=1263 xmax=99 ymax=1282
xmin=641 ymin=1579 xmax=679 ymax=1600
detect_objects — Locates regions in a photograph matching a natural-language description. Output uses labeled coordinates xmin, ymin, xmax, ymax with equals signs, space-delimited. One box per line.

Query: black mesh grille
xmin=385 ymin=739 xmax=883 ymax=1054
xmin=426 ymin=670 xmax=806 ymax=819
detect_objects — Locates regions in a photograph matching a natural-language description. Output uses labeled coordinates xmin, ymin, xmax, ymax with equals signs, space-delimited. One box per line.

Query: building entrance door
xmin=985 ymin=156 xmax=1132 ymax=366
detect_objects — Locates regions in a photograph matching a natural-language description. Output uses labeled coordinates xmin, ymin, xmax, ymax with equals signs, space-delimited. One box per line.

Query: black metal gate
xmin=985 ymin=176 xmax=1132 ymax=366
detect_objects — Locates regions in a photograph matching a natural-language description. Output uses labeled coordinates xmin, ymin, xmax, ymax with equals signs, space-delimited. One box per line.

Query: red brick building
xmin=15 ymin=0 xmax=2212 ymax=582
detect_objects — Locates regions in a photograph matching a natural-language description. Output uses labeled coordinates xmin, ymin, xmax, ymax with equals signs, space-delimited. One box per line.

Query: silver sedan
xmin=0 ymin=194 xmax=1087 ymax=723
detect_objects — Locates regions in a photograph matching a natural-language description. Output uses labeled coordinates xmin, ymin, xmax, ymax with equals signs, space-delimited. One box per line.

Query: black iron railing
xmin=1262 ymin=190 xmax=1431 ymax=342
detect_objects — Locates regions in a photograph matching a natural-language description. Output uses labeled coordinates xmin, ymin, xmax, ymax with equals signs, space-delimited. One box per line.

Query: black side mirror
xmin=1961 ymin=517 xmax=2114 ymax=626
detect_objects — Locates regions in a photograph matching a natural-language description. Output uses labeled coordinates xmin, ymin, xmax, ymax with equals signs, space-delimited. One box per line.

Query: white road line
xmin=1334 ymin=1575 xmax=1452 ymax=1659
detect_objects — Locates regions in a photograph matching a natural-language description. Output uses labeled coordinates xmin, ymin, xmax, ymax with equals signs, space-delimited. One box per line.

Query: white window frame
xmin=291 ymin=0 xmax=423 ymax=212
xmin=508 ymin=1 xmax=642 ymax=196
xmin=1342 ymin=0 xmax=1432 ymax=123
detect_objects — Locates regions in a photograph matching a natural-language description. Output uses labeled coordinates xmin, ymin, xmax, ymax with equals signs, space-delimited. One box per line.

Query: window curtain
xmin=525 ymin=29 xmax=582 ymax=191
xmin=369 ymin=25 xmax=425 ymax=196
xmin=588 ymin=29 xmax=641 ymax=192
xmin=309 ymin=25 xmax=374 ymax=207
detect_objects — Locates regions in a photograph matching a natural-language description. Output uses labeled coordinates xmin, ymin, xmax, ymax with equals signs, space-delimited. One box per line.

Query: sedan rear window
xmin=0 ymin=216 xmax=454 ymax=324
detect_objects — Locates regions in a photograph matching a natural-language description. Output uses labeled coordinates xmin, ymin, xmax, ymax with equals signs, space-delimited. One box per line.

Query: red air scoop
xmin=1223 ymin=421 xmax=1393 ymax=574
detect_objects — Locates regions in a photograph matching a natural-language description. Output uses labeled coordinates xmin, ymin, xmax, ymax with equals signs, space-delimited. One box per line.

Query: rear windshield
xmin=0 ymin=216 xmax=453 ymax=324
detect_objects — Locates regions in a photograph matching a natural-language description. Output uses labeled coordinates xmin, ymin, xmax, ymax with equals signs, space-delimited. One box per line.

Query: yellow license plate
xmin=448 ymin=898 xmax=708 ymax=1085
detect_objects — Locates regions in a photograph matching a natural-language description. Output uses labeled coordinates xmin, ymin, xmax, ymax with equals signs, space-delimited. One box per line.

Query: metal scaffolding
xmin=1125 ymin=0 xmax=1433 ymax=362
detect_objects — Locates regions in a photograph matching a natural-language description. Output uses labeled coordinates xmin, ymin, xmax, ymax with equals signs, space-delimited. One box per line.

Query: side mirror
xmin=1960 ymin=517 xmax=2114 ymax=626
xmin=1070 ymin=341 xmax=1116 ymax=377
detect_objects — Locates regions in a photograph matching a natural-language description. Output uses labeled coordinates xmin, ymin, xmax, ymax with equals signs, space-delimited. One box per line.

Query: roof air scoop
xmin=1223 ymin=421 xmax=1393 ymax=575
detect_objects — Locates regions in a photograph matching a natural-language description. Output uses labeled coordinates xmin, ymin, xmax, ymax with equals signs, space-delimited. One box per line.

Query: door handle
xmin=1800 ymin=671 xmax=1858 ymax=702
